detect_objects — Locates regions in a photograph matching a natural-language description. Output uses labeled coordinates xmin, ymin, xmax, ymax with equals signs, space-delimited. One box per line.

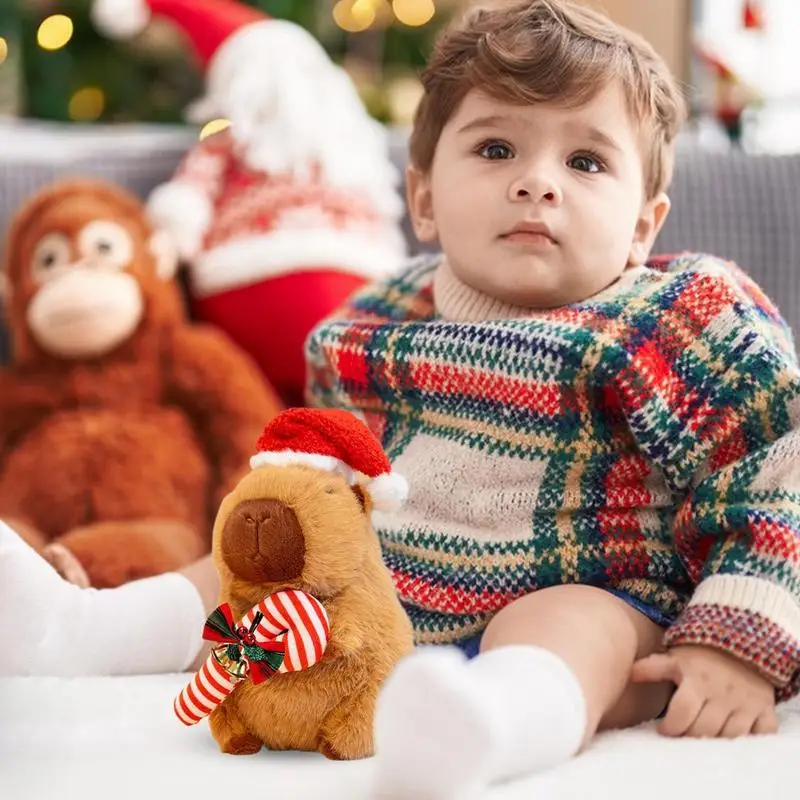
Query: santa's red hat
xmin=90 ymin=0 xmax=267 ymax=66
xmin=250 ymin=409 xmax=408 ymax=513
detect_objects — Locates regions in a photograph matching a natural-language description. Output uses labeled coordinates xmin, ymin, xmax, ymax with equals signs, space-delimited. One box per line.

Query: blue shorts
xmin=450 ymin=588 xmax=674 ymax=660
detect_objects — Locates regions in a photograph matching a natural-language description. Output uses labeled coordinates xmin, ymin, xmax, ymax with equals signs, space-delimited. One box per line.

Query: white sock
xmin=374 ymin=646 xmax=496 ymax=800
xmin=373 ymin=643 xmax=587 ymax=799
xmin=0 ymin=521 xmax=207 ymax=677
xmin=471 ymin=645 xmax=587 ymax=779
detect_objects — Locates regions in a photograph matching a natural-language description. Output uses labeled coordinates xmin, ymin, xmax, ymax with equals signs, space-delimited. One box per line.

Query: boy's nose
xmin=509 ymin=170 xmax=563 ymax=205
xmin=220 ymin=498 xmax=306 ymax=583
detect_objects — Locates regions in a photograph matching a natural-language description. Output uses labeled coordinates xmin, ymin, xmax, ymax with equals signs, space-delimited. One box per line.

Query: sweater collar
xmin=432 ymin=256 xmax=648 ymax=322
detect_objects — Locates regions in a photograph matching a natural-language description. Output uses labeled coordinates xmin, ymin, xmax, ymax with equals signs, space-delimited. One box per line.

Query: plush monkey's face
xmin=4 ymin=184 xmax=177 ymax=361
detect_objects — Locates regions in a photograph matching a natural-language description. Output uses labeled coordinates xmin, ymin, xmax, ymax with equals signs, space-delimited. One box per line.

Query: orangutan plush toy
xmin=173 ymin=407 xmax=414 ymax=760
xmin=0 ymin=179 xmax=283 ymax=588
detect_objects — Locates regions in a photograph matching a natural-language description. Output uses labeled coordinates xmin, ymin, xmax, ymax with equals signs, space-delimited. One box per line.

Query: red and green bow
xmin=202 ymin=603 xmax=285 ymax=684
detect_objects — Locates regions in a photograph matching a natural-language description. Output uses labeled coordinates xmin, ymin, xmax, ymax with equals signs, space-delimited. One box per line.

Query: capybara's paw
xmin=318 ymin=739 xmax=347 ymax=761
xmin=221 ymin=733 xmax=263 ymax=756
xmin=317 ymin=730 xmax=373 ymax=761
xmin=209 ymin=703 xmax=262 ymax=756
xmin=318 ymin=684 xmax=378 ymax=761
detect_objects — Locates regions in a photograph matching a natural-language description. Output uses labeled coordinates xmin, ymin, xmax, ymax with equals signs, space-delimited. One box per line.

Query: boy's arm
xmin=607 ymin=255 xmax=800 ymax=699
xmin=304 ymin=257 xmax=435 ymax=438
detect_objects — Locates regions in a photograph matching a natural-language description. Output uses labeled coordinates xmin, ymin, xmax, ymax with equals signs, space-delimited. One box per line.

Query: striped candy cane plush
xmin=240 ymin=587 xmax=330 ymax=673
xmin=174 ymin=589 xmax=330 ymax=726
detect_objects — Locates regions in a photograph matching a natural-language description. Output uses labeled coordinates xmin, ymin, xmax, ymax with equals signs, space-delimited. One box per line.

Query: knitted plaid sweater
xmin=305 ymin=252 xmax=800 ymax=700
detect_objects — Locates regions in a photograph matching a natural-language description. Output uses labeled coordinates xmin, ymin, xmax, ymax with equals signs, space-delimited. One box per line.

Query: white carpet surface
xmin=1 ymin=674 xmax=798 ymax=799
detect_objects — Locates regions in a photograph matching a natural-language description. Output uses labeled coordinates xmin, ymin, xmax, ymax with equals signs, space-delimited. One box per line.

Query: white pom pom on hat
xmin=90 ymin=0 xmax=151 ymax=39
xmin=90 ymin=0 xmax=267 ymax=65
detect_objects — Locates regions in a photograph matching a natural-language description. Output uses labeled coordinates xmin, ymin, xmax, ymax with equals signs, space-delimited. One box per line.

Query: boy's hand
xmin=631 ymin=645 xmax=779 ymax=738
xmin=42 ymin=543 xmax=91 ymax=588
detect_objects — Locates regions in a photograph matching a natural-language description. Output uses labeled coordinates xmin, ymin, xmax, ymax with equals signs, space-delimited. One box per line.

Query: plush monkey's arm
xmin=0 ymin=366 xmax=57 ymax=465
xmin=167 ymin=325 xmax=283 ymax=508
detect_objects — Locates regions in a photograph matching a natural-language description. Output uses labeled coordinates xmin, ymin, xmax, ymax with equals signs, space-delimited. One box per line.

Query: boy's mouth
xmin=501 ymin=220 xmax=557 ymax=246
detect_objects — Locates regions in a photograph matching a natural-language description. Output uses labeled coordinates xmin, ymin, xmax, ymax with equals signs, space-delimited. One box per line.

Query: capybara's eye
xmin=324 ymin=487 xmax=335 ymax=494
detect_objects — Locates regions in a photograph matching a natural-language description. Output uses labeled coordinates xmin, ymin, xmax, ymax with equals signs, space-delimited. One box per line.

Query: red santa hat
xmin=90 ymin=0 xmax=267 ymax=65
xmin=250 ymin=409 xmax=408 ymax=513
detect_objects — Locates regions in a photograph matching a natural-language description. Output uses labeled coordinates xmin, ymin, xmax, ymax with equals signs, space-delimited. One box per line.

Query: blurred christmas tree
xmin=0 ymin=0 xmax=455 ymax=126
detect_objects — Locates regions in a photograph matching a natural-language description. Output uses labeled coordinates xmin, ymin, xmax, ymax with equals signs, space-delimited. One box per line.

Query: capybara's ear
xmin=351 ymin=484 xmax=373 ymax=516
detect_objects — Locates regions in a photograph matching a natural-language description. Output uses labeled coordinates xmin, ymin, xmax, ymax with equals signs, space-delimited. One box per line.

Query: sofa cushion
xmin=656 ymin=148 xmax=800 ymax=339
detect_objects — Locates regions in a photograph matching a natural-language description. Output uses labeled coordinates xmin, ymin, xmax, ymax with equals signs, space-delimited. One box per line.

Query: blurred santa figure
xmin=91 ymin=0 xmax=407 ymax=407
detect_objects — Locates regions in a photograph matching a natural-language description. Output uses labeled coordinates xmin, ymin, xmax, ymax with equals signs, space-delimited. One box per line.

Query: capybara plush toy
xmin=0 ymin=179 xmax=283 ymax=587
xmin=206 ymin=408 xmax=414 ymax=760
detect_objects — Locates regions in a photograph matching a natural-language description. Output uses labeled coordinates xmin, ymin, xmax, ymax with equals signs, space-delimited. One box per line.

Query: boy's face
xmin=407 ymin=85 xmax=670 ymax=308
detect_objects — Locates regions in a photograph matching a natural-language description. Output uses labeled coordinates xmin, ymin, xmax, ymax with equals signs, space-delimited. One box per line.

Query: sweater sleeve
xmin=304 ymin=256 xmax=436 ymax=437
xmin=607 ymin=255 xmax=800 ymax=699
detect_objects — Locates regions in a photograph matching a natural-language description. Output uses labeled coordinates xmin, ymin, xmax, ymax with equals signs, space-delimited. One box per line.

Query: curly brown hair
xmin=409 ymin=0 xmax=687 ymax=199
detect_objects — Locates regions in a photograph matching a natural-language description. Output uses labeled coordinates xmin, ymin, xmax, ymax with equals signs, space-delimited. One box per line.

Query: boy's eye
xmin=477 ymin=141 xmax=514 ymax=160
xmin=569 ymin=153 xmax=603 ymax=173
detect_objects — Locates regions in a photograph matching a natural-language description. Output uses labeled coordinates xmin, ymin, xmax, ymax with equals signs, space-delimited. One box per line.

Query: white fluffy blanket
xmin=1 ymin=674 xmax=798 ymax=799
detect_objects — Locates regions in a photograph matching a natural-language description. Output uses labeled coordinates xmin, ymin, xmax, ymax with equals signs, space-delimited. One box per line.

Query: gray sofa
xmin=1 ymin=122 xmax=799 ymax=361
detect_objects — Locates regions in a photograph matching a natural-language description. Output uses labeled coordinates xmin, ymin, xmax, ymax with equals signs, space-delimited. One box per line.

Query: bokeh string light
xmin=393 ymin=0 xmax=436 ymax=27
xmin=333 ymin=0 xmax=378 ymax=33
xmin=68 ymin=87 xmax=106 ymax=122
xmin=37 ymin=15 xmax=74 ymax=51
xmin=333 ymin=0 xmax=436 ymax=32
xmin=200 ymin=118 xmax=233 ymax=141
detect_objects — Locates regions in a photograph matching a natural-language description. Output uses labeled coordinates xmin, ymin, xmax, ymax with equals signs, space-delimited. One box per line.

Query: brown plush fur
xmin=209 ymin=462 xmax=415 ymax=760
xmin=0 ymin=179 xmax=284 ymax=587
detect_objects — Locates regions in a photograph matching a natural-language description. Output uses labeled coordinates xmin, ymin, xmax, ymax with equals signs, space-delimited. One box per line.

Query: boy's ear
xmin=628 ymin=192 xmax=671 ymax=266
xmin=406 ymin=165 xmax=437 ymax=243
